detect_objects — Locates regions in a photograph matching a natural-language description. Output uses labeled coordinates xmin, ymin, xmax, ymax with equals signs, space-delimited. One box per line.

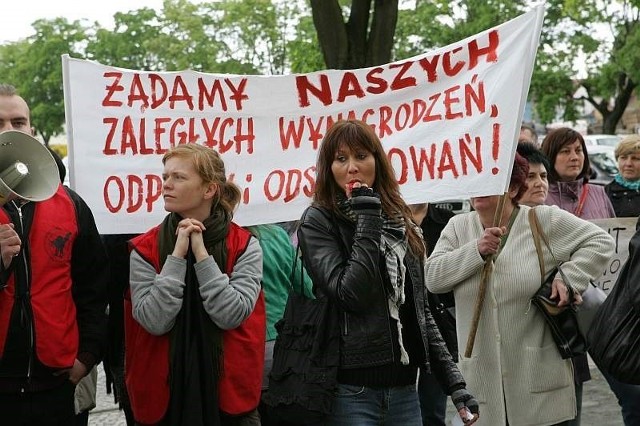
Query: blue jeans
xmin=602 ymin=371 xmax=640 ymax=426
xmin=417 ymin=369 xmax=447 ymax=426
xmin=326 ymin=384 xmax=422 ymax=426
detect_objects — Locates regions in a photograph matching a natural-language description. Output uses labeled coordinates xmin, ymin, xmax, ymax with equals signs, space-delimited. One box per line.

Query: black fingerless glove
xmin=451 ymin=388 xmax=479 ymax=415
xmin=350 ymin=186 xmax=381 ymax=216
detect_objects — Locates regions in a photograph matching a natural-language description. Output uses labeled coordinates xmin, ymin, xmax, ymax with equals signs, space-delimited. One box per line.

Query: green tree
xmin=393 ymin=0 xmax=640 ymax=134
xmin=287 ymin=7 xmax=325 ymax=73
xmin=86 ymin=8 xmax=166 ymax=71
xmin=0 ymin=41 xmax=30 ymax=88
xmin=531 ymin=0 xmax=640 ymax=134
xmin=8 ymin=18 xmax=88 ymax=145
xmin=86 ymin=2 xmax=232 ymax=73
xmin=86 ymin=0 xmax=301 ymax=75
xmin=395 ymin=0 xmax=525 ymax=58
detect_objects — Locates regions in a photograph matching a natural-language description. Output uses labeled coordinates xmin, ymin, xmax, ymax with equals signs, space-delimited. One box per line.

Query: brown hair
xmin=540 ymin=127 xmax=590 ymax=183
xmin=313 ymin=120 xmax=425 ymax=257
xmin=162 ymin=144 xmax=241 ymax=217
xmin=510 ymin=152 xmax=529 ymax=203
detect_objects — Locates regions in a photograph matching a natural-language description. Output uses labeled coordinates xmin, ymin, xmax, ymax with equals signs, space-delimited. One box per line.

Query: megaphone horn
xmin=0 ymin=130 xmax=60 ymax=206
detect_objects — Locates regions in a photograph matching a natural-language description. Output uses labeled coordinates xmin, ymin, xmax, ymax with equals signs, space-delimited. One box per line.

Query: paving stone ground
xmin=89 ymin=357 xmax=624 ymax=425
xmin=444 ymin=357 xmax=623 ymax=426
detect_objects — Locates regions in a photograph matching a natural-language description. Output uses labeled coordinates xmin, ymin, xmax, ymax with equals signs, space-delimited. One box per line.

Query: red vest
xmin=125 ymin=222 xmax=265 ymax=424
xmin=0 ymin=185 xmax=79 ymax=368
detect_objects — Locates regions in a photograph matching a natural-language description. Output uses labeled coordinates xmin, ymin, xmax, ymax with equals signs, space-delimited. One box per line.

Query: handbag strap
xmin=529 ymin=208 xmax=575 ymax=299
xmin=528 ymin=209 xmax=546 ymax=279
xmin=574 ymin=184 xmax=589 ymax=217
xmin=291 ymin=245 xmax=313 ymax=298
xmin=529 ymin=207 xmax=563 ymax=270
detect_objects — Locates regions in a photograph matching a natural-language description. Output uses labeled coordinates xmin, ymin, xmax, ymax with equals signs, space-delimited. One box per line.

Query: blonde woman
xmin=125 ymin=144 xmax=265 ymax=425
xmin=605 ymin=135 xmax=640 ymax=217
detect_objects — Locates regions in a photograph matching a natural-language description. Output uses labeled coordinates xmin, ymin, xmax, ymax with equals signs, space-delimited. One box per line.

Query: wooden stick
xmin=464 ymin=192 xmax=508 ymax=358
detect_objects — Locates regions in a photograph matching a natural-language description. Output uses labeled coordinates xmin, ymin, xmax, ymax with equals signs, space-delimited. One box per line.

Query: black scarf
xmin=158 ymin=206 xmax=230 ymax=426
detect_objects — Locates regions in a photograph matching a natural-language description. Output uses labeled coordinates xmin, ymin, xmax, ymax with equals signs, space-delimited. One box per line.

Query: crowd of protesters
xmin=0 ymin=81 xmax=638 ymax=426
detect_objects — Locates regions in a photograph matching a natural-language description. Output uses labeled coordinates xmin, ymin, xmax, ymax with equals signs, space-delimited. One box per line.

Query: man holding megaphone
xmin=0 ymin=83 xmax=108 ymax=426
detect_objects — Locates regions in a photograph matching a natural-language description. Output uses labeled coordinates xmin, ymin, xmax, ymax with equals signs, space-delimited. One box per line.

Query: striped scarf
xmin=337 ymin=196 xmax=411 ymax=364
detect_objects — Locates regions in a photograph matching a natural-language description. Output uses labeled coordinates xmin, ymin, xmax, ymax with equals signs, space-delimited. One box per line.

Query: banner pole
xmin=464 ymin=192 xmax=508 ymax=357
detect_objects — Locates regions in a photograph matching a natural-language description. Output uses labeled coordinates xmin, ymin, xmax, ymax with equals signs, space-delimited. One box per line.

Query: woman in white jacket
xmin=425 ymin=153 xmax=615 ymax=426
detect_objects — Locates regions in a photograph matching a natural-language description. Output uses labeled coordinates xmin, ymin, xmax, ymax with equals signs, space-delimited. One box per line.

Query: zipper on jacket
xmin=343 ymin=312 xmax=348 ymax=335
xmin=379 ymin=268 xmax=396 ymax=361
xmin=15 ymin=202 xmax=34 ymax=383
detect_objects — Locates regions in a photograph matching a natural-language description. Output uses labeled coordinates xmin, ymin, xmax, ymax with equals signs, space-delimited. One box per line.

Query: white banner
xmin=62 ymin=5 xmax=544 ymax=234
xmin=591 ymin=217 xmax=638 ymax=294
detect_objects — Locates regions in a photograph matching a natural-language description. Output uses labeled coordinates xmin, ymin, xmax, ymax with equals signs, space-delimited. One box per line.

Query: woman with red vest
xmin=124 ymin=144 xmax=265 ymax=426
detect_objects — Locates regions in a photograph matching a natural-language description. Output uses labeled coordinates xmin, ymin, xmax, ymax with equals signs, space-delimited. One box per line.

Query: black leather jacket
xmin=298 ymin=205 xmax=465 ymax=393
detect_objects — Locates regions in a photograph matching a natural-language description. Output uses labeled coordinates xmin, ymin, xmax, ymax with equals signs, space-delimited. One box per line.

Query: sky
xmin=0 ymin=0 xmax=165 ymax=43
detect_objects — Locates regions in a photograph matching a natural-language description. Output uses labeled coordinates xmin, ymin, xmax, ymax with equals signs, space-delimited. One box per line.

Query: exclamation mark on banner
xmin=243 ymin=174 xmax=252 ymax=204
xmin=492 ymin=122 xmax=500 ymax=175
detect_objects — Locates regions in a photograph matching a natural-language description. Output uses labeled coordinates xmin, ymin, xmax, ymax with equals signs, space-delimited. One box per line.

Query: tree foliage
xmin=2 ymin=0 xmax=640 ymax=139
xmin=87 ymin=7 xmax=166 ymax=71
xmin=392 ymin=0 xmax=640 ymax=134
xmin=532 ymin=0 xmax=640 ymax=133
xmin=1 ymin=18 xmax=87 ymax=144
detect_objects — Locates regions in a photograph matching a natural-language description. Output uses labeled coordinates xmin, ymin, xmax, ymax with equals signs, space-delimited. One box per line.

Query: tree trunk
xmin=310 ymin=0 xmax=348 ymax=69
xmin=601 ymin=74 xmax=637 ymax=134
xmin=310 ymin=0 xmax=399 ymax=70
xmin=584 ymin=73 xmax=637 ymax=135
xmin=366 ymin=0 xmax=398 ymax=67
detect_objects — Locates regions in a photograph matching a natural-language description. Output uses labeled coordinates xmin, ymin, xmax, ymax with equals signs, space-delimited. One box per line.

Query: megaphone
xmin=0 ymin=130 xmax=60 ymax=206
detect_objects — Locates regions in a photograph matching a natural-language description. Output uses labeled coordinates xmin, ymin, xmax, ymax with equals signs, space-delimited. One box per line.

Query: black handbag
xmin=588 ymin=227 xmax=640 ymax=384
xmin=261 ymin=251 xmax=340 ymax=424
xmin=530 ymin=269 xmax=587 ymax=359
xmin=529 ymin=209 xmax=588 ymax=359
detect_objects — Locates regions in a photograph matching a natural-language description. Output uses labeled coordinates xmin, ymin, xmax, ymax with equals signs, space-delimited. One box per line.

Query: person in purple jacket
xmin=541 ymin=127 xmax=615 ymax=219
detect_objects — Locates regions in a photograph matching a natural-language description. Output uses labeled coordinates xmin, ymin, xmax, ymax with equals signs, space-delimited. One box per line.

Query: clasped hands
xmin=172 ymin=218 xmax=209 ymax=262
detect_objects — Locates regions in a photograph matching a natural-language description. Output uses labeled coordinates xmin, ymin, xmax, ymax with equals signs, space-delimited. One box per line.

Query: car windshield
xmin=595 ymin=136 xmax=621 ymax=147
xmin=589 ymin=152 xmax=618 ymax=175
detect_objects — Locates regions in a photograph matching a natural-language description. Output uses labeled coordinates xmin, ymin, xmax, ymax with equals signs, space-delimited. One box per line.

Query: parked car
xmin=433 ymin=199 xmax=471 ymax=214
xmin=583 ymin=134 xmax=622 ymax=148
xmin=587 ymin=145 xmax=618 ymax=185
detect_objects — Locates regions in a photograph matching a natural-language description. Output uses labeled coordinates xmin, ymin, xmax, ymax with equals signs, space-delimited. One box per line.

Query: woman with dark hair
xmin=297 ymin=119 xmax=479 ymax=425
xmin=541 ymin=127 xmax=615 ymax=218
xmin=426 ymin=153 xmax=614 ymax=425
xmin=517 ymin=141 xmax=551 ymax=207
xmin=125 ymin=144 xmax=265 ymax=425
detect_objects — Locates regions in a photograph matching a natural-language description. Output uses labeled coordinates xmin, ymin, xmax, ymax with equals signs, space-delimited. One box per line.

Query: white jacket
xmin=426 ymin=204 xmax=614 ymax=426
